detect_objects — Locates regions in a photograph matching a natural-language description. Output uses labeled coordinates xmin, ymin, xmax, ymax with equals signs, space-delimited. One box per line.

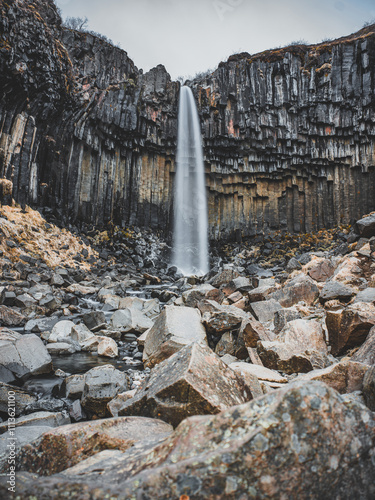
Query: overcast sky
xmin=55 ymin=0 xmax=375 ymax=80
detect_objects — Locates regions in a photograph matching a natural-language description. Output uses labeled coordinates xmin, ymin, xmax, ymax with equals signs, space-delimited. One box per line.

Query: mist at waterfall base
xmin=172 ymin=86 xmax=209 ymax=276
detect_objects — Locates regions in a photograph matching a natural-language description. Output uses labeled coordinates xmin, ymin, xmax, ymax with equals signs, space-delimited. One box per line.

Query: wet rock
xmin=81 ymin=365 xmax=129 ymax=417
xmin=248 ymin=299 xmax=282 ymax=323
xmin=258 ymin=319 xmax=328 ymax=374
xmin=111 ymin=308 xmax=153 ymax=333
xmin=10 ymin=417 xmax=173 ymax=476
xmin=97 ymin=337 xmax=118 ymax=358
xmin=0 ymin=330 xmax=52 ymax=382
xmin=363 ymin=366 xmax=375 ymax=410
xmin=117 ymin=343 xmax=252 ymax=427
xmin=71 ymin=323 xmax=95 ymax=344
xmin=10 ymin=382 xmax=375 ymax=499
xmin=326 ymin=302 xmax=375 ymax=355
xmin=297 ymin=359 xmax=369 ymax=393
xmin=352 ymin=326 xmax=375 ymax=365
xmin=63 ymin=374 xmax=85 ymax=400
xmin=143 ymin=305 xmax=207 ymax=368
xmin=0 ymin=382 xmax=37 ymax=416
xmin=81 ymin=311 xmax=106 ymax=332
xmin=0 ymin=305 xmax=26 ymax=326
xmin=271 ymin=274 xmax=319 ymax=307
xmin=46 ymin=343 xmax=77 ymax=355
xmin=355 ymin=214 xmax=375 ymax=238
xmin=24 ymin=317 xmax=59 ymax=333
xmin=319 ymin=280 xmax=355 ymax=302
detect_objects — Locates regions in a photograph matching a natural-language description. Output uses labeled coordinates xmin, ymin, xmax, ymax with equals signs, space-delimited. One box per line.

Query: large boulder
xmin=143 ymin=305 xmax=207 ymax=368
xmin=48 ymin=320 xmax=75 ymax=343
xmin=247 ymin=299 xmax=282 ymax=323
xmin=4 ymin=417 xmax=173 ymax=476
xmin=81 ymin=365 xmax=129 ymax=417
xmin=115 ymin=343 xmax=252 ymax=427
xmin=200 ymin=300 xmax=248 ymax=335
xmin=296 ymin=359 xmax=369 ymax=393
xmin=307 ymin=258 xmax=335 ymax=282
xmin=258 ymin=319 xmax=328 ymax=374
xmin=0 ymin=329 xmax=52 ymax=382
xmin=319 ymin=280 xmax=355 ymax=302
xmin=355 ymin=214 xmax=375 ymax=237
xmin=0 ymin=306 xmax=26 ymax=327
xmin=271 ymin=274 xmax=319 ymax=307
xmin=182 ymin=284 xmax=215 ymax=307
xmin=8 ymin=382 xmax=375 ymax=499
xmin=110 ymin=308 xmax=153 ymax=333
xmin=326 ymin=302 xmax=375 ymax=355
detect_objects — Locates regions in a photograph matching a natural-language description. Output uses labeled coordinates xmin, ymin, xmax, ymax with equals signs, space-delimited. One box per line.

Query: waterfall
xmin=172 ymin=86 xmax=209 ymax=276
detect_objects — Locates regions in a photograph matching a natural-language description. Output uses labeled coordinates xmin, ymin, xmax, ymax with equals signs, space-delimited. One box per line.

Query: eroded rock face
xmin=116 ymin=343 xmax=252 ymax=427
xmin=6 ymin=382 xmax=375 ymax=499
xmin=1 ymin=0 xmax=375 ymax=237
xmin=143 ymin=305 xmax=207 ymax=368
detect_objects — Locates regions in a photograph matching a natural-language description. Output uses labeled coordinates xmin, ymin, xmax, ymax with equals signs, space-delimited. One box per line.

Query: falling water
xmin=172 ymin=86 xmax=209 ymax=276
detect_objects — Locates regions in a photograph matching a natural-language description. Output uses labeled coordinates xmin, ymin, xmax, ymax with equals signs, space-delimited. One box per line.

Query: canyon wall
xmin=1 ymin=0 xmax=375 ymax=240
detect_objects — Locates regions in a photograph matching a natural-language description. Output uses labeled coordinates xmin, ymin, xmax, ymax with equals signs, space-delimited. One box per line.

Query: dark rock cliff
xmin=1 ymin=0 xmax=375 ymax=240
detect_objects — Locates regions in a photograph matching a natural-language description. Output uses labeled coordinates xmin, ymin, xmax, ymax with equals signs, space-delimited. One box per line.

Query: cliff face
xmin=1 ymin=0 xmax=375 ymax=240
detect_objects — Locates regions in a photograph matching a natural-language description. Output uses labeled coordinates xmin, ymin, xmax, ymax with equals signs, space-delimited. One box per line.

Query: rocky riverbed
xmin=0 ymin=205 xmax=375 ymax=498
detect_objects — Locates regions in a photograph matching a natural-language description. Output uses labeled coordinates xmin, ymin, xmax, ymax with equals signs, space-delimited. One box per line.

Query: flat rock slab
xmin=7 ymin=416 xmax=173 ymax=476
xmin=0 ymin=411 xmax=70 ymax=435
xmin=7 ymin=382 xmax=375 ymax=499
xmin=116 ymin=342 xmax=252 ymax=427
xmin=143 ymin=305 xmax=207 ymax=368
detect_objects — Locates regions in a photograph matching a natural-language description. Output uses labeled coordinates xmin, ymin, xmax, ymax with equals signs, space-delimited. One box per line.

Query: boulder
xmin=97 ymin=337 xmax=118 ymax=358
xmin=239 ymin=317 xmax=275 ymax=348
xmin=248 ymin=299 xmax=282 ymax=323
xmin=247 ymin=285 xmax=275 ymax=303
xmin=0 ymin=329 xmax=52 ymax=382
xmin=326 ymin=302 xmax=375 ymax=355
xmin=117 ymin=343 xmax=252 ymax=427
xmin=0 ymin=305 xmax=26 ymax=326
xmin=319 ymin=280 xmax=355 ymax=302
xmin=296 ymin=359 xmax=369 ymax=393
xmin=0 ymin=411 xmax=70 ymax=435
xmin=352 ymin=325 xmax=375 ymax=365
xmin=81 ymin=365 xmax=129 ymax=417
xmin=258 ymin=319 xmax=328 ymax=374
xmin=228 ymin=362 xmax=264 ymax=398
xmin=355 ymin=214 xmax=375 ymax=237
xmin=111 ymin=308 xmax=153 ymax=333
xmin=0 ymin=382 xmax=37 ymax=416
xmin=46 ymin=343 xmax=76 ymax=355
xmin=10 ymin=382 xmax=375 ymax=499
xmin=271 ymin=274 xmax=319 ymax=307
xmin=63 ymin=374 xmax=85 ymax=400
xmin=201 ymin=301 xmax=245 ymax=335
xmin=274 ymin=307 xmax=302 ymax=333
xmin=307 ymin=258 xmax=335 ymax=282
xmin=8 ymin=417 xmax=173 ymax=476
xmin=215 ymin=331 xmax=236 ymax=357
xmin=354 ymin=287 xmax=375 ymax=304
xmin=182 ymin=284 xmax=215 ymax=307
xmin=209 ymin=269 xmax=239 ymax=287
xmin=81 ymin=311 xmax=106 ymax=331
xmin=143 ymin=305 xmax=207 ymax=368
xmin=49 ymin=320 xmax=75 ymax=343
xmin=71 ymin=323 xmax=95 ymax=344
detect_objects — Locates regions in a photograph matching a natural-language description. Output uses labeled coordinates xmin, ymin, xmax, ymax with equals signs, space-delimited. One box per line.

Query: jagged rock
xmin=110 ymin=308 xmax=153 ymax=333
xmin=0 ymin=329 xmax=52 ymax=382
xmin=296 ymin=359 xmax=369 ymax=393
xmin=0 ymin=411 xmax=70 ymax=435
xmin=182 ymin=284 xmax=215 ymax=307
xmin=352 ymin=326 xmax=375 ymax=365
xmin=0 ymin=305 xmax=26 ymax=327
xmin=355 ymin=214 xmax=375 ymax=238
xmin=0 ymin=382 xmax=37 ymax=416
xmin=70 ymin=323 xmax=95 ymax=344
xmin=248 ymin=299 xmax=282 ymax=323
xmin=326 ymin=302 xmax=375 ymax=355
xmin=210 ymin=269 xmax=239 ymax=287
xmin=363 ymin=366 xmax=375 ymax=410
xmin=108 ymin=390 xmax=137 ymax=417
xmin=232 ymin=364 xmax=288 ymax=383
xmin=215 ymin=331 xmax=236 ymax=356
xmin=66 ymin=284 xmax=97 ymax=296
xmin=49 ymin=320 xmax=76 ymax=343
xmin=271 ymin=275 xmax=319 ymax=307
xmin=8 ymin=417 xmax=173 ymax=476
xmin=319 ymin=280 xmax=355 ymax=302
xmin=81 ymin=311 xmax=106 ymax=332
xmin=238 ymin=317 xmax=275 ymax=348
xmin=63 ymin=374 xmax=85 ymax=400
xmin=228 ymin=362 xmax=264 ymax=398
xmin=307 ymin=258 xmax=335 ymax=282
xmin=247 ymin=284 xmax=275 ymax=303
xmin=258 ymin=319 xmax=328 ymax=374
xmin=117 ymin=343 xmax=252 ymax=427
xmin=14 ymin=293 xmax=37 ymax=310
xmin=9 ymin=382 xmax=375 ymax=499
xmin=81 ymin=365 xmax=129 ymax=417
xmin=201 ymin=300 xmax=246 ymax=335
xmin=97 ymin=337 xmax=118 ymax=358
xmin=143 ymin=305 xmax=207 ymax=368
xmin=274 ymin=307 xmax=303 ymax=333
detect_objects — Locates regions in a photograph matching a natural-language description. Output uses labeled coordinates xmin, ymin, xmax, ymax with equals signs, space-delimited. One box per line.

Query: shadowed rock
xmin=352 ymin=325 xmax=375 ymax=365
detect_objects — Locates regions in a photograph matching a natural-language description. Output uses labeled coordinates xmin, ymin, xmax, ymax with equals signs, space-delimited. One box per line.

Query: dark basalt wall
xmin=1 ymin=0 xmax=375 ymax=240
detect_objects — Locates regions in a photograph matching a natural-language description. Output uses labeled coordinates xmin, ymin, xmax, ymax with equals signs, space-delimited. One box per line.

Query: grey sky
xmin=56 ymin=0 xmax=375 ymax=80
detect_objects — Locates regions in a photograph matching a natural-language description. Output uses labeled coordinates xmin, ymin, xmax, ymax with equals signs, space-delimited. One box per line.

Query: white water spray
xmin=172 ymin=86 xmax=209 ymax=276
